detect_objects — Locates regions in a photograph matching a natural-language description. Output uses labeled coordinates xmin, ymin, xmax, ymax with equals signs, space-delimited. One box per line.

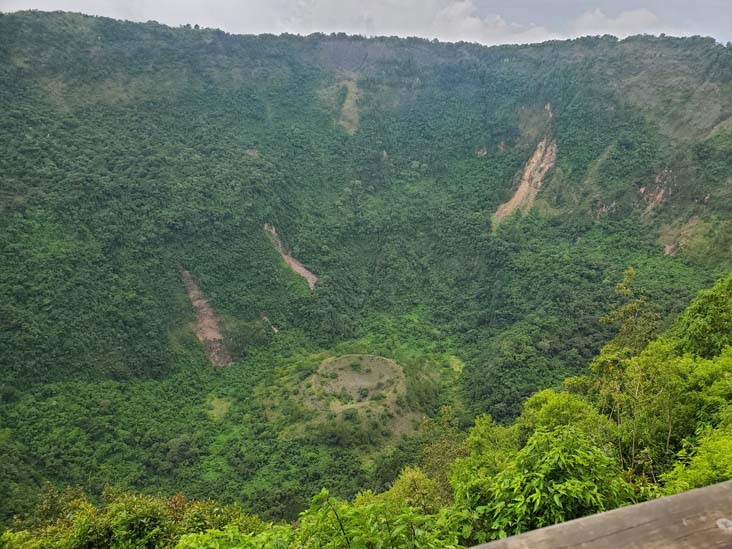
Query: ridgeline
xmin=2 ymin=10 xmax=732 ymax=546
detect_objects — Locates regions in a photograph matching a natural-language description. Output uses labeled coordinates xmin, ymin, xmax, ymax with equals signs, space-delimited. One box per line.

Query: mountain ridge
xmin=1 ymin=9 xmax=732 ymax=530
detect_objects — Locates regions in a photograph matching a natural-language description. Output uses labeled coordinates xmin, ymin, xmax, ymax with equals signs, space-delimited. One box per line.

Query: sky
xmin=1 ymin=0 xmax=730 ymax=46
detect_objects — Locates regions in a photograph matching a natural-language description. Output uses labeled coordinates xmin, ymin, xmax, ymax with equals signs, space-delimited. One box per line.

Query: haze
xmin=1 ymin=0 xmax=730 ymax=45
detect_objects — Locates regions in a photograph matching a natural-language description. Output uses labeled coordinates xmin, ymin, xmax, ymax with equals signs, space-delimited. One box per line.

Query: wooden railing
xmin=472 ymin=480 xmax=732 ymax=548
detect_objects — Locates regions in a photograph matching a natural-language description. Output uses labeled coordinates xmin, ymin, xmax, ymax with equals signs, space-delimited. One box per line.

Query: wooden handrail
xmin=472 ymin=480 xmax=732 ymax=548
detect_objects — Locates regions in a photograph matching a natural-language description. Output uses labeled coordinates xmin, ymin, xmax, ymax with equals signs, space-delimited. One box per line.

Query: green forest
xmin=4 ymin=273 xmax=732 ymax=547
xmin=2 ymin=10 xmax=732 ymax=548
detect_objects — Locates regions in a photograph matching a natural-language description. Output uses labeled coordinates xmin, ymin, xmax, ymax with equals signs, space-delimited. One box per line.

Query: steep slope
xmin=181 ymin=268 xmax=232 ymax=366
xmin=264 ymin=224 xmax=319 ymax=290
xmin=4 ymin=273 xmax=732 ymax=547
xmin=493 ymin=138 xmax=557 ymax=226
xmin=1 ymin=10 xmax=732 ymax=526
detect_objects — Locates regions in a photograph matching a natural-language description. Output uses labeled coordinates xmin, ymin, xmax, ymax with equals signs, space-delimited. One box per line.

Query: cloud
xmin=0 ymin=0 xmax=725 ymax=44
xmin=430 ymin=0 xmax=555 ymax=44
xmin=272 ymin=0 xmax=556 ymax=44
xmin=569 ymin=8 xmax=665 ymax=38
xmin=0 ymin=0 xmax=556 ymax=44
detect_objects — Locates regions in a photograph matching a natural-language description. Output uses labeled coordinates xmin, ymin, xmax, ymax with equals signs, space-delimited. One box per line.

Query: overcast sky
xmin=1 ymin=0 xmax=730 ymax=45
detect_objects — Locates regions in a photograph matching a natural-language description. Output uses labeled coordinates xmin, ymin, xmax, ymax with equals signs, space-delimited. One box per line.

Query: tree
xmin=450 ymin=415 xmax=518 ymax=510
xmin=675 ymin=274 xmax=732 ymax=359
xmin=619 ymin=341 xmax=695 ymax=476
xmin=662 ymin=417 xmax=732 ymax=494
xmin=600 ymin=267 xmax=660 ymax=354
xmin=418 ymin=406 xmax=468 ymax=503
xmin=515 ymin=389 xmax=617 ymax=451
xmin=455 ymin=426 xmax=633 ymax=545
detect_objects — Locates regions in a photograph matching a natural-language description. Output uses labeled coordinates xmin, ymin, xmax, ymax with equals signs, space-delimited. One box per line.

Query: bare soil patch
xmin=181 ymin=268 xmax=232 ymax=366
xmin=640 ymin=168 xmax=673 ymax=216
xmin=264 ymin=224 xmax=318 ymax=290
xmin=493 ymin=138 xmax=557 ymax=227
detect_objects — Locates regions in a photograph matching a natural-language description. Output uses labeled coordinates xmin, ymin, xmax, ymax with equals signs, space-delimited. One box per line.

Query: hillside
xmin=1 ymin=10 xmax=732 ymax=529
xmin=4 ymin=272 xmax=732 ymax=547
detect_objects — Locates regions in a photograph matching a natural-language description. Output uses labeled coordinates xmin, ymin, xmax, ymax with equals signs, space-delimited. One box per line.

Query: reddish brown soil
xmin=181 ymin=268 xmax=232 ymax=366
xmin=264 ymin=224 xmax=318 ymax=290
xmin=493 ymin=138 xmax=557 ymax=226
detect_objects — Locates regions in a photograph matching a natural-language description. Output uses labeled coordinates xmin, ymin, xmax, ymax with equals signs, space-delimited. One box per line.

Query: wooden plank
xmin=472 ymin=481 xmax=732 ymax=548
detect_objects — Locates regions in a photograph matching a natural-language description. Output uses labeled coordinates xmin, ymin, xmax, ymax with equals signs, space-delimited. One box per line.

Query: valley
xmin=1 ymin=10 xmax=732 ymax=547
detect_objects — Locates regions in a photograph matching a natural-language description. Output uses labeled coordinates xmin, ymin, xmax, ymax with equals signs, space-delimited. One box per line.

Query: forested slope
xmin=1 ymin=10 xmax=732 ymax=530
xmin=3 ymin=272 xmax=732 ymax=547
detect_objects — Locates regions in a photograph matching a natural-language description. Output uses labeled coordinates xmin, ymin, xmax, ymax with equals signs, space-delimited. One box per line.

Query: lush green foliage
xmin=454 ymin=427 xmax=633 ymax=543
xmin=1 ymin=487 xmax=267 ymax=549
xmin=3 ymin=9 xmax=732 ymax=544
xmin=5 ymin=273 xmax=732 ymax=547
xmin=675 ymin=275 xmax=732 ymax=358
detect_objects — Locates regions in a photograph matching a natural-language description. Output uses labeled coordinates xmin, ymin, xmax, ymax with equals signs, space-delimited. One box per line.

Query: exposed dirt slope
xmin=641 ymin=168 xmax=673 ymax=217
xmin=181 ymin=268 xmax=232 ymax=366
xmin=264 ymin=224 xmax=318 ymax=290
xmin=493 ymin=138 xmax=557 ymax=227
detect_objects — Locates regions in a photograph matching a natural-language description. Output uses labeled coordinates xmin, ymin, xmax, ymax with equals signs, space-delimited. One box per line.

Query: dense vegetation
xmin=3 ymin=273 xmax=732 ymax=547
xmin=2 ymin=9 xmax=732 ymax=543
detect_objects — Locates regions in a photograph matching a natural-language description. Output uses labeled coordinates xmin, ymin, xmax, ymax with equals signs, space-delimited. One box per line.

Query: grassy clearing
xmin=339 ymin=78 xmax=360 ymax=134
xmin=207 ymin=397 xmax=232 ymax=420
xmin=310 ymin=354 xmax=405 ymax=412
